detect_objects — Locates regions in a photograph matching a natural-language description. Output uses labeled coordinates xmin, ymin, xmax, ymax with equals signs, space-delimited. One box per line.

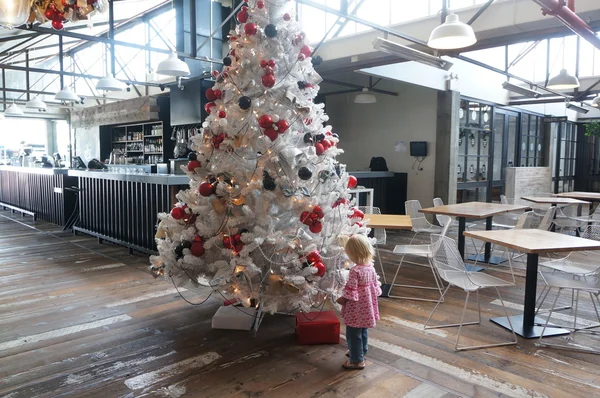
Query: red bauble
xmin=267 ymin=59 xmax=276 ymax=67
xmin=257 ymin=0 xmax=264 ymax=8
xmin=237 ymin=10 xmax=249 ymax=23
xmin=171 ymin=207 xmax=185 ymax=220
xmin=199 ymin=182 xmax=215 ymax=197
xmin=52 ymin=20 xmax=64 ymax=30
xmin=204 ymin=102 xmax=216 ymax=113
xmin=297 ymin=53 xmax=306 ymax=61
xmin=244 ymin=23 xmax=258 ymax=35
xmin=321 ymin=139 xmax=331 ymax=149
xmin=309 ymin=221 xmax=323 ymax=234
xmin=276 ymin=120 xmax=289 ymax=133
xmin=223 ymin=236 xmax=232 ymax=248
xmin=263 ymin=66 xmax=274 ymax=75
xmin=264 ymin=128 xmax=278 ymax=141
xmin=234 ymin=242 xmax=244 ymax=253
xmin=212 ymin=70 xmax=219 ymax=77
xmin=262 ymin=74 xmax=276 ymax=88
xmin=315 ymin=142 xmax=325 ymax=156
xmin=187 ymin=160 xmax=201 ymax=172
xmin=183 ymin=214 xmax=197 ymax=224
xmin=195 ymin=235 xmax=204 ymax=242
xmin=218 ymin=110 xmax=226 ymax=118
xmin=260 ymin=59 xmax=268 ymax=68
xmin=56 ymin=12 xmax=65 ymax=21
xmin=213 ymin=89 xmax=222 ymax=99
xmin=314 ymin=261 xmax=326 ymax=276
xmin=313 ymin=205 xmax=322 ymax=215
xmin=352 ymin=208 xmax=365 ymax=220
xmin=310 ymin=213 xmax=319 ymax=221
xmin=283 ymin=13 xmax=291 ymax=21
xmin=300 ymin=211 xmax=310 ymax=223
xmin=205 ymin=88 xmax=217 ymax=101
xmin=44 ymin=8 xmax=55 ymax=19
xmin=348 ymin=175 xmax=358 ymax=188
xmin=258 ymin=114 xmax=273 ymax=128
xmin=191 ymin=242 xmax=205 ymax=257
xmin=233 ymin=233 xmax=242 ymax=243
xmin=300 ymin=45 xmax=312 ymax=57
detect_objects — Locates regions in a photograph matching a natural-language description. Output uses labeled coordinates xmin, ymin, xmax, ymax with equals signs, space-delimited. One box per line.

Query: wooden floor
xmin=1 ymin=210 xmax=600 ymax=398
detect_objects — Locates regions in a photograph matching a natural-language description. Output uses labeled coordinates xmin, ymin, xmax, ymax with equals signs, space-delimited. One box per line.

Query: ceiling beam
xmin=322 ymin=78 xmax=398 ymax=96
xmin=467 ymin=0 xmax=495 ymax=25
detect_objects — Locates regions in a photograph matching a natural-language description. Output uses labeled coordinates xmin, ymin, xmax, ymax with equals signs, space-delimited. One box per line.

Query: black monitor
xmin=410 ymin=141 xmax=427 ymax=157
xmin=72 ymin=156 xmax=87 ymax=169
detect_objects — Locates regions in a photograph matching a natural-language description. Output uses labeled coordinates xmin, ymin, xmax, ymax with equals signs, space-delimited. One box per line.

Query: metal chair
xmin=554 ymin=204 xmax=599 ymax=234
xmin=425 ymin=234 xmax=518 ymax=351
xmin=528 ymin=206 xmax=556 ymax=231
xmin=388 ymin=222 xmax=450 ymax=302
xmin=433 ymin=197 xmax=479 ymax=256
xmin=359 ymin=206 xmax=387 ymax=283
xmin=405 ymin=200 xmax=443 ymax=244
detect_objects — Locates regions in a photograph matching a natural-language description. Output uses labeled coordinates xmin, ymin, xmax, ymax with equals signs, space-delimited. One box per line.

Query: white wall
xmin=326 ymin=84 xmax=438 ymax=207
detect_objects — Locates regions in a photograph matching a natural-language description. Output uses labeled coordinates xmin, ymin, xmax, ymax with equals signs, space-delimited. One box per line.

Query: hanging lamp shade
xmin=353 ymin=88 xmax=377 ymax=104
xmin=592 ymin=96 xmax=600 ymax=107
xmin=0 ymin=0 xmax=32 ymax=28
xmin=156 ymin=52 xmax=190 ymax=77
xmin=547 ymin=69 xmax=580 ymax=90
xmin=96 ymin=75 xmax=125 ymax=91
xmin=5 ymin=102 xmax=24 ymax=116
xmin=55 ymin=87 xmax=80 ymax=102
xmin=26 ymin=96 xmax=47 ymax=111
xmin=428 ymin=13 xmax=477 ymax=50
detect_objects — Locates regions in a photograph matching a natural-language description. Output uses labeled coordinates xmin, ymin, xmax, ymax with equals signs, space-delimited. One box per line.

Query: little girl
xmin=336 ymin=234 xmax=381 ymax=370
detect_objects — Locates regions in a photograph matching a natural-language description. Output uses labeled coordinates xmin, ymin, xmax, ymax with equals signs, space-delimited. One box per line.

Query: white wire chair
xmin=433 ymin=197 xmax=479 ymax=256
xmin=359 ymin=206 xmax=386 ymax=281
xmin=528 ymin=206 xmax=557 ymax=231
xmin=554 ymin=204 xmax=599 ymax=234
xmin=494 ymin=195 xmax=526 ymax=229
xmin=406 ymin=200 xmax=443 ymax=243
xmin=424 ymin=234 xmax=518 ymax=351
xmin=388 ymin=222 xmax=451 ymax=302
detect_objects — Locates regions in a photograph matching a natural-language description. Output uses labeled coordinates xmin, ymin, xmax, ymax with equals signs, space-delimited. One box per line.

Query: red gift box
xmin=295 ymin=310 xmax=340 ymax=345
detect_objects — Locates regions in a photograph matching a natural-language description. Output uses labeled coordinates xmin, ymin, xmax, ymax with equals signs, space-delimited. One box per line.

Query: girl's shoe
xmin=345 ymin=350 xmax=367 ymax=357
xmin=342 ymin=360 xmax=365 ymax=370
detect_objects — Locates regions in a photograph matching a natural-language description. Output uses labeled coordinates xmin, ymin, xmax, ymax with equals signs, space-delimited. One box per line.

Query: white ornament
xmin=219 ymin=118 xmax=228 ymax=127
xmin=271 ymin=114 xmax=280 ymax=123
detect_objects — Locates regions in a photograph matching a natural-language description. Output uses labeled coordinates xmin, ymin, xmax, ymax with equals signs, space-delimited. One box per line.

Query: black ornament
xmin=263 ymin=172 xmax=276 ymax=191
xmin=174 ymin=244 xmax=184 ymax=256
xmin=298 ymin=166 xmax=312 ymax=180
xmin=238 ymin=96 xmax=252 ymax=110
xmin=188 ymin=152 xmax=197 ymax=161
xmin=302 ymin=262 xmax=310 ymax=269
xmin=297 ymin=81 xmax=307 ymax=89
xmin=318 ymin=170 xmax=331 ymax=182
xmin=303 ymin=132 xmax=313 ymax=144
xmin=181 ymin=240 xmax=192 ymax=249
xmin=264 ymin=24 xmax=278 ymax=38
xmin=223 ymin=56 xmax=232 ymax=66
xmin=240 ymin=228 xmax=249 ymax=234
xmin=334 ymin=163 xmax=341 ymax=177
xmin=315 ymin=133 xmax=325 ymax=142
xmin=311 ymin=55 xmax=323 ymax=66
xmin=332 ymin=133 xmax=339 ymax=139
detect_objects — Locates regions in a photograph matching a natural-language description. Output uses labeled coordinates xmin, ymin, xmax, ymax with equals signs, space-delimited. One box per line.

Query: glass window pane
xmin=391 ymin=0 xmax=429 ymax=23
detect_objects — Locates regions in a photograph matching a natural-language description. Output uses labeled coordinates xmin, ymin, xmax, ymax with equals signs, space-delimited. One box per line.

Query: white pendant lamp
xmin=5 ymin=102 xmax=24 ymax=117
xmin=547 ymin=69 xmax=580 ymax=90
xmin=157 ymin=52 xmax=190 ymax=77
xmin=592 ymin=96 xmax=600 ymax=107
xmin=96 ymin=75 xmax=125 ymax=91
xmin=353 ymin=88 xmax=377 ymax=104
xmin=428 ymin=13 xmax=477 ymax=50
xmin=26 ymin=96 xmax=47 ymax=112
xmin=55 ymin=87 xmax=80 ymax=102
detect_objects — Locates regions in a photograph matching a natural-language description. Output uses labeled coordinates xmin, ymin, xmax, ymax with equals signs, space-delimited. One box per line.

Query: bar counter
xmin=349 ymin=171 xmax=407 ymax=214
xmin=0 ymin=166 xmax=78 ymax=225
xmin=68 ymin=170 xmax=189 ymax=254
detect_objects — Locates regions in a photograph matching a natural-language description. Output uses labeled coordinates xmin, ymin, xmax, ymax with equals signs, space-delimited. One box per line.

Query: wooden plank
xmin=365 ymin=214 xmax=412 ymax=230
xmin=420 ymin=202 xmax=529 ymax=218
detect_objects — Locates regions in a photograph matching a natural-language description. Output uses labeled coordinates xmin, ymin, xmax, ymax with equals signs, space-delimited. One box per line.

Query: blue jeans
xmin=346 ymin=326 xmax=368 ymax=363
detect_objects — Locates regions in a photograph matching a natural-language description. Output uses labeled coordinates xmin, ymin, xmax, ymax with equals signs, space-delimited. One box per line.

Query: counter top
xmin=68 ymin=170 xmax=190 ymax=185
xmin=347 ymin=171 xmax=395 ymax=178
xmin=0 ymin=166 xmax=70 ymax=175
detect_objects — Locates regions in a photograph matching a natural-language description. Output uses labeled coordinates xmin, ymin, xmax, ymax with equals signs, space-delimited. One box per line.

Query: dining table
xmin=554 ymin=191 xmax=600 ymax=207
xmin=521 ymin=196 xmax=590 ymax=231
xmin=464 ymin=228 xmax=600 ymax=338
xmin=420 ymin=202 xmax=530 ymax=267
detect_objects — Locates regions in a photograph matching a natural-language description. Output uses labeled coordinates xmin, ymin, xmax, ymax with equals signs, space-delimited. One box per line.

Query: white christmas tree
xmin=151 ymin=0 xmax=367 ymax=314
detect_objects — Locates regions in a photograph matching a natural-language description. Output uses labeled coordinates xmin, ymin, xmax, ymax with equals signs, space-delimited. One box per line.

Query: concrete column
xmin=46 ymin=120 xmax=57 ymax=156
xmin=434 ymin=90 xmax=460 ymax=205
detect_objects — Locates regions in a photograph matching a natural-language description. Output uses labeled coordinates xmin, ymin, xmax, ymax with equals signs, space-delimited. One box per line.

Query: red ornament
xmin=233 ymin=233 xmax=242 ymax=243
xmin=199 ymin=182 xmax=215 ymax=197
xmin=187 ymin=160 xmax=201 ymax=172
xmin=267 ymin=59 xmax=276 ymax=67
xmin=212 ymin=70 xmax=219 ymax=77
xmin=234 ymin=242 xmax=244 ymax=253
xmin=313 ymin=261 xmax=326 ymax=277
xmin=257 ymin=0 xmax=264 ymax=8
xmin=313 ymin=205 xmax=322 ymax=215
xmin=352 ymin=208 xmax=365 ymax=220
xmin=204 ymin=102 xmax=216 ymax=113
xmin=283 ymin=13 xmax=291 ymax=21
xmin=195 ymin=235 xmax=204 ymax=242
xmin=263 ymin=66 xmax=274 ymax=75
xmin=212 ymin=133 xmax=226 ymax=149
xmin=44 ymin=8 xmax=55 ymax=19
xmin=52 ymin=19 xmax=64 ymax=30
xmin=218 ymin=110 xmax=226 ymax=118
xmin=183 ymin=213 xmax=197 ymax=224
xmin=191 ymin=242 xmax=205 ymax=256
xmin=264 ymin=128 xmax=278 ymax=141
xmin=297 ymin=53 xmax=306 ymax=61
xmin=276 ymin=120 xmax=289 ymax=133
xmin=315 ymin=142 xmax=325 ymax=156
xmin=300 ymin=45 xmax=312 ymax=57
xmin=309 ymin=221 xmax=323 ymax=234
xmin=213 ymin=89 xmax=222 ymax=99
xmin=262 ymin=74 xmax=276 ymax=88
xmin=205 ymin=88 xmax=217 ymax=101
xmin=241 ymin=5 xmax=248 ymax=11
xmin=244 ymin=23 xmax=258 ymax=35
xmin=300 ymin=211 xmax=310 ymax=223
xmin=237 ymin=10 xmax=249 ymax=23
xmin=171 ymin=207 xmax=185 ymax=220
xmin=223 ymin=236 xmax=233 ymax=248
xmin=310 ymin=212 xmax=319 ymax=221
xmin=258 ymin=114 xmax=273 ymax=128
xmin=348 ymin=175 xmax=358 ymax=189
xmin=260 ymin=59 xmax=268 ymax=68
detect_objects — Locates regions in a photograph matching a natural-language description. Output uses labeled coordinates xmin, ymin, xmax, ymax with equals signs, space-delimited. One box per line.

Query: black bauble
xmin=181 ymin=240 xmax=192 ymax=249
xmin=264 ymin=24 xmax=278 ymax=38
xmin=238 ymin=96 xmax=252 ymax=110
xmin=311 ymin=55 xmax=323 ymax=66
xmin=334 ymin=163 xmax=341 ymax=177
xmin=298 ymin=166 xmax=312 ymax=180
xmin=223 ymin=56 xmax=232 ymax=66
xmin=174 ymin=244 xmax=184 ymax=256
xmin=315 ymin=133 xmax=325 ymax=142
xmin=303 ymin=132 xmax=313 ymax=144
xmin=297 ymin=81 xmax=306 ymax=89
xmin=188 ymin=152 xmax=197 ymax=161
xmin=263 ymin=179 xmax=276 ymax=191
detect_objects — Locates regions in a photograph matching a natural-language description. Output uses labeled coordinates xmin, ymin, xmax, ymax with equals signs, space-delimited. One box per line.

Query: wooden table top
xmin=554 ymin=192 xmax=600 ymax=202
xmin=419 ymin=202 xmax=529 ymax=218
xmin=521 ymin=196 xmax=589 ymax=205
xmin=464 ymin=229 xmax=600 ymax=254
xmin=365 ymin=214 xmax=412 ymax=230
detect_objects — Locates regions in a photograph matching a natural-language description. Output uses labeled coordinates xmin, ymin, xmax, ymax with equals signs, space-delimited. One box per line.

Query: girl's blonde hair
xmin=344 ymin=234 xmax=374 ymax=265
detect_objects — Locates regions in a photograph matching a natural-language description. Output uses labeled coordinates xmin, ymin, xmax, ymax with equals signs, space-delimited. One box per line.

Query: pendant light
xmin=26 ymin=96 xmax=47 ymax=112
xmin=546 ymin=38 xmax=579 ymax=90
xmin=353 ymin=88 xmax=377 ymax=104
xmin=592 ymin=96 xmax=600 ymax=107
xmin=428 ymin=13 xmax=477 ymax=50
xmin=55 ymin=87 xmax=80 ymax=102
xmin=5 ymin=101 xmax=24 ymax=117
xmin=96 ymin=1 xmax=124 ymax=91
xmin=157 ymin=51 xmax=190 ymax=77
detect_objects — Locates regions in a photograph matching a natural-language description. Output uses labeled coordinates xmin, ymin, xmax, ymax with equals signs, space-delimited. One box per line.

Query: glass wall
xmin=0 ymin=118 xmax=49 ymax=164
xmin=552 ymin=122 xmax=577 ymax=193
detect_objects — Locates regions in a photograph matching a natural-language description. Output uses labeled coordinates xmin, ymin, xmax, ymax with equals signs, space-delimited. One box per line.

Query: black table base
xmin=491 ymin=315 xmax=570 ymax=338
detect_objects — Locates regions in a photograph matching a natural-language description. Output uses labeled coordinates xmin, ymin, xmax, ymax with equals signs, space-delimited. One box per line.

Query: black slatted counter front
xmin=0 ymin=166 xmax=78 ymax=225
xmin=68 ymin=170 xmax=189 ymax=254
